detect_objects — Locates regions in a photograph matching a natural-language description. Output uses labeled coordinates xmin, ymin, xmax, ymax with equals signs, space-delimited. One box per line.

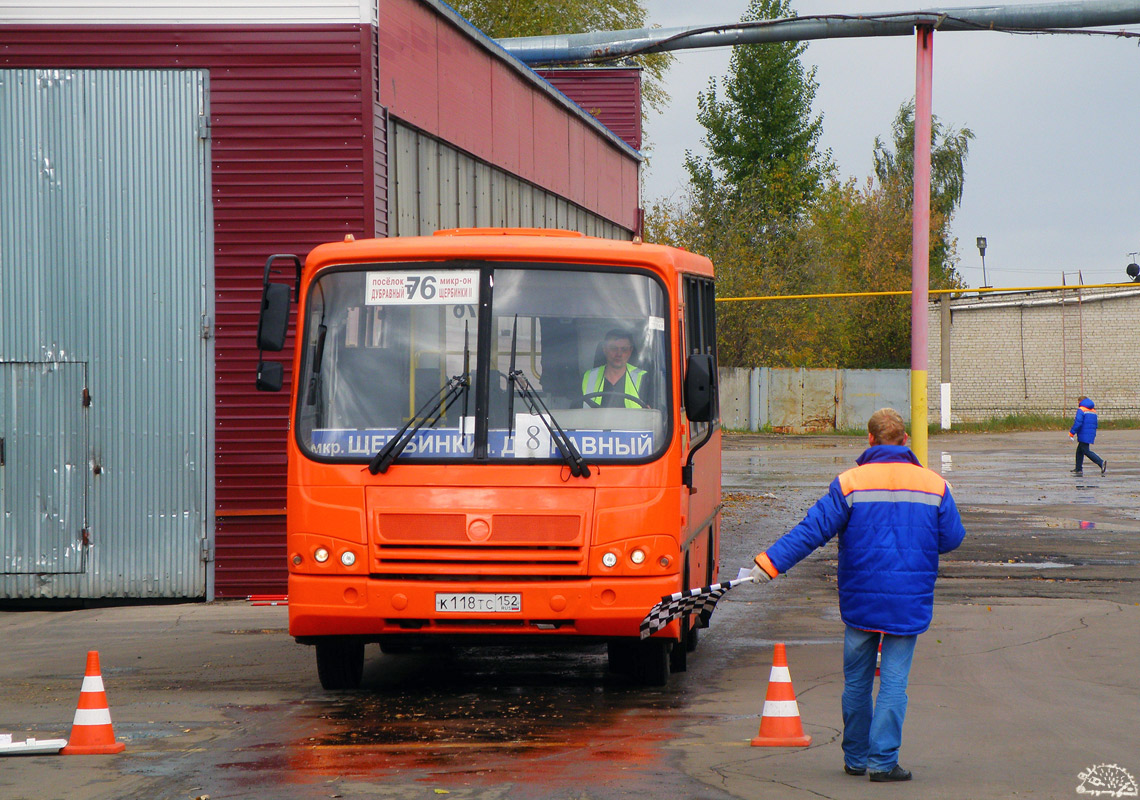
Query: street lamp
xmin=1127 ymin=253 xmax=1139 ymax=283
xmin=976 ymin=236 xmax=988 ymax=288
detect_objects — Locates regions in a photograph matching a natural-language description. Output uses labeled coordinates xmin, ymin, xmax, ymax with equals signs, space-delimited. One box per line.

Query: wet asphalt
xmin=0 ymin=429 xmax=1137 ymax=799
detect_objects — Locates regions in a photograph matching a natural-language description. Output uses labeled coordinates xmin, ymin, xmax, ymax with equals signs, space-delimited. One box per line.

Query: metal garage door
xmin=0 ymin=69 xmax=213 ymax=598
xmin=0 ymin=363 xmax=87 ymax=574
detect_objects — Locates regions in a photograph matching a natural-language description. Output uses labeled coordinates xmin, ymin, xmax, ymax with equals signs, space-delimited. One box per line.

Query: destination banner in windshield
xmin=365 ymin=270 xmax=479 ymax=305
xmin=310 ymin=427 xmax=656 ymax=459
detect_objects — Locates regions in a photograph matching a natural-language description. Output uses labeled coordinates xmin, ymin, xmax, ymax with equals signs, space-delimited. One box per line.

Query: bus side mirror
xmin=254 ymin=254 xmax=302 ymax=392
xmin=256 ymin=360 xmax=284 ymax=392
xmin=257 ymin=282 xmax=291 ymax=352
xmin=684 ymin=354 xmax=716 ymax=423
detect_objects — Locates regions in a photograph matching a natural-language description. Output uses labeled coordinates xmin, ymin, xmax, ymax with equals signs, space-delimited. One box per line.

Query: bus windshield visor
xmin=296 ymin=263 xmax=670 ymax=464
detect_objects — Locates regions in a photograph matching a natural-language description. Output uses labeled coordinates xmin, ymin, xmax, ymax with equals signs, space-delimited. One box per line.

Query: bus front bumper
xmin=287 ymin=573 xmax=683 ymax=640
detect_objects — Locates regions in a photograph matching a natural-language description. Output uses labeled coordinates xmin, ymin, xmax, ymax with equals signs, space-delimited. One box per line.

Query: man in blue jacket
xmin=750 ymin=408 xmax=966 ymax=782
xmin=1069 ymin=396 xmax=1105 ymax=476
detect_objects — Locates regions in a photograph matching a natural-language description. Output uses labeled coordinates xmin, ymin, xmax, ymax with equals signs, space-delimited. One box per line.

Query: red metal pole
xmin=911 ymin=24 xmax=933 ymax=466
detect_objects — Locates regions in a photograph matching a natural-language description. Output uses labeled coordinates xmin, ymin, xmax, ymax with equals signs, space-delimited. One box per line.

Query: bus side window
xmin=683 ymin=276 xmax=718 ymax=430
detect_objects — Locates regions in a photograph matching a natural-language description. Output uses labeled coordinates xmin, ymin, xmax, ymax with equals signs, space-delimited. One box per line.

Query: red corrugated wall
xmin=0 ymin=24 xmax=377 ymax=596
xmin=379 ymin=0 xmax=640 ymax=230
xmin=537 ymin=68 xmax=643 ymax=151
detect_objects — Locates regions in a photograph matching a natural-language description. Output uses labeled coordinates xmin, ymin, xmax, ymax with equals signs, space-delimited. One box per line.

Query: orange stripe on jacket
xmin=837 ymin=461 xmax=947 ymax=498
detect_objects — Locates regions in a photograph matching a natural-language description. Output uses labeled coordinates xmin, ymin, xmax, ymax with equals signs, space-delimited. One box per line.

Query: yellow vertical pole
xmin=911 ymin=370 xmax=927 ymax=464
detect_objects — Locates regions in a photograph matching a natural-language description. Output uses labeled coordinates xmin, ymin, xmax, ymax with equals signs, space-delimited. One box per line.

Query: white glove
xmin=749 ymin=564 xmax=772 ymax=583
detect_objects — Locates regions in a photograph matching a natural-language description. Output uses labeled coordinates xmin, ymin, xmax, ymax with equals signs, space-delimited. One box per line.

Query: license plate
xmin=435 ymin=592 xmax=521 ymax=613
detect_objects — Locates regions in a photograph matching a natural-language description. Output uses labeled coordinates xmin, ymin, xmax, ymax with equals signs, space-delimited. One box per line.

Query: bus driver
xmin=581 ymin=329 xmax=650 ymax=409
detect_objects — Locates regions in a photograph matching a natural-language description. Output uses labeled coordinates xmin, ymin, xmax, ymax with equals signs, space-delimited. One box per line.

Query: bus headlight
xmin=314 ymin=547 xmax=330 ymax=563
xmin=601 ymin=552 xmax=618 ymax=568
xmin=629 ymin=548 xmax=646 ymax=565
xmin=340 ymin=551 xmax=356 ymax=567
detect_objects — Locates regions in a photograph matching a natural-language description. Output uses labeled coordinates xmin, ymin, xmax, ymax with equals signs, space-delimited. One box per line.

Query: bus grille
xmin=372 ymin=512 xmax=585 ymax=572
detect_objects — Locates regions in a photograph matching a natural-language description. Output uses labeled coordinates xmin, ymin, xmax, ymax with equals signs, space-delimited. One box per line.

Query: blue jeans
xmin=1075 ymin=441 xmax=1103 ymax=471
xmin=841 ymin=626 xmax=918 ymax=772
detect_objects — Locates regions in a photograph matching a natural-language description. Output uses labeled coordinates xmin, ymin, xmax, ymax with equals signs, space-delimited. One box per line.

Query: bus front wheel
xmin=315 ymin=639 xmax=365 ymax=690
xmin=633 ymin=640 xmax=671 ymax=686
xmin=609 ymin=639 xmax=671 ymax=686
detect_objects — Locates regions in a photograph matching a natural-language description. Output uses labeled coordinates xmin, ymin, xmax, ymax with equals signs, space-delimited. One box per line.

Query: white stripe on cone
xmin=81 ymin=675 xmax=105 ymax=693
xmin=761 ymin=699 xmax=801 ymax=717
xmin=72 ymin=708 xmax=113 ymax=726
xmin=768 ymin=666 xmax=791 ymax=682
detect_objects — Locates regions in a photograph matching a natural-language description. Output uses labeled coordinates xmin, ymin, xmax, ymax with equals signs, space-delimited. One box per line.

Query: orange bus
xmin=255 ymin=228 xmax=721 ymax=687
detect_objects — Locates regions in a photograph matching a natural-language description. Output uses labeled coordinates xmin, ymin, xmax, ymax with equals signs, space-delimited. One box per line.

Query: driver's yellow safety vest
xmin=582 ymin=365 xmax=646 ymax=409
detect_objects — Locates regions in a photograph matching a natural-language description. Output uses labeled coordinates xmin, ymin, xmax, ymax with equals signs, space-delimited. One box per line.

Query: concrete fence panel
xmin=718 ymin=367 xmax=751 ymax=430
xmin=719 ymin=366 xmax=910 ymax=432
xmin=767 ymin=368 xmax=804 ymax=431
xmin=837 ymin=369 xmax=911 ymax=430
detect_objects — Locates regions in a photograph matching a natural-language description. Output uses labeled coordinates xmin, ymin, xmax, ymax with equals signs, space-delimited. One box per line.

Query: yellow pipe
xmin=716 ymin=282 xmax=1138 ymax=303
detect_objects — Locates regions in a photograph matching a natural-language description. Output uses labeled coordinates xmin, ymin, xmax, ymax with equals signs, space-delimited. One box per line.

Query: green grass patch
xmin=930 ymin=413 xmax=1140 ymax=435
xmin=929 ymin=413 xmax=1068 ymax=434
xmin=726 ymin=414 xmax=1140 ymax=437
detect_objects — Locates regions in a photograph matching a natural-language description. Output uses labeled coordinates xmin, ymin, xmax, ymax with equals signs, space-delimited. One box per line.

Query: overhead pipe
xmin=498 ymin=0 xmax=1140 ymax=65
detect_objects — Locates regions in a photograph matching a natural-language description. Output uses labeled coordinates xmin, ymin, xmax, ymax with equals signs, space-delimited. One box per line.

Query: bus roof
xmin=304 ymin=229 xmax=714 ymax=280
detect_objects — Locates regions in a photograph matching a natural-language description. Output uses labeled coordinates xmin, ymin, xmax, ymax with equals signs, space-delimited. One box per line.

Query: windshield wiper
xmin=505 ymin=315 xmax=590 ymax=478
xmin=369 ymin=326 xmax=472 ymax=475
xmin=367 ymin=374 xmax=468 ymax=474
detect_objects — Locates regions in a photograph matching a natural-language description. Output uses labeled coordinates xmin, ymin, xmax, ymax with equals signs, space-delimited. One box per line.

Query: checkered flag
xmin=639 ymin=576 xmax=754 ymax=639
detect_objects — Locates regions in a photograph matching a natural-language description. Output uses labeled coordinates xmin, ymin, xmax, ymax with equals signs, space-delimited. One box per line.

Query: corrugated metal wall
xmin=379 ymin=0 xmax=641 ymax=232
xmin=388 ymin=119 xmax=627 ymax=239
xmin=0 ymin=68 xmax=213 ymax=598
xmin=0 ymin=363 xmax=88 ymax=576
xmin=201 ymin=26 xmax=375 ymax=597
xmin=2 ymin=1 xmax=372 ymax=23
xmin=536 ymin=68 xmax=642 ymax=151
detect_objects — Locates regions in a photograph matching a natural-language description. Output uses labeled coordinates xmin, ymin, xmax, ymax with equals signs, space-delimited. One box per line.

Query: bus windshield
xmin=296 ymin=261 xmax=670 ymax=465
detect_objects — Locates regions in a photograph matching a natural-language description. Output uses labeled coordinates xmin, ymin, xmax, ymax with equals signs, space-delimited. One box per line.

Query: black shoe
xmin=1101 ymin=461 xmax=1107 ymax=475
xmin=869 ymin=765 xmax=912 ymax=782
xmin=845 ymin=765 xmax=867 ymax=776
xmin=1070 ymin=469 xmax=1083 ymax=475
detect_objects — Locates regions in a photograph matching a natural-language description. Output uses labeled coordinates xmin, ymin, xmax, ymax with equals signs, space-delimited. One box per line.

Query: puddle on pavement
xmin=215 ymin=646 xmax=683 ymax=794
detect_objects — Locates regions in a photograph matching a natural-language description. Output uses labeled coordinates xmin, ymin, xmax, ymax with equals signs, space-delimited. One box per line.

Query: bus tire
xmin=607 ymin=639 xmax=636 ymax=675
xmin=315 ymin=639 xmax=365 ymax=690
xmin=668 ymin=616 xmax=688 ymax=672
xmin=669 ymin=637 xmax=688 ymax=672
xmin=632 ymin=640 xmax=671 ymax=687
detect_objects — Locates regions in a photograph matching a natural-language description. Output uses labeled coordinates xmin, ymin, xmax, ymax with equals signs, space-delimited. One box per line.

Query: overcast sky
xmin=642 ymin=0 xmax=1140 ymax=289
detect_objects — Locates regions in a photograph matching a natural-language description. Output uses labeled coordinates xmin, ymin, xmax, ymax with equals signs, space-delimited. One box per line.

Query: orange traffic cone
xmin=750 ymin=642 xmax=812 ymax=747
xmin=60 ymin=651 xmax=126 ymax=755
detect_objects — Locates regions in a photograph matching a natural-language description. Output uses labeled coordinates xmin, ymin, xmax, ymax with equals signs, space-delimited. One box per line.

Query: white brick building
xmin=927 ymin=287 xmax=1140 ymax=422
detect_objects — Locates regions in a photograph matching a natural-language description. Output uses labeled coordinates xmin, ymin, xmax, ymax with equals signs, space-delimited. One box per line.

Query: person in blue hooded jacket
xmin=750 ymin=407 xmax=965 ymax=783
xmin=1069 ymin=396 xmax=1105 ymax=476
